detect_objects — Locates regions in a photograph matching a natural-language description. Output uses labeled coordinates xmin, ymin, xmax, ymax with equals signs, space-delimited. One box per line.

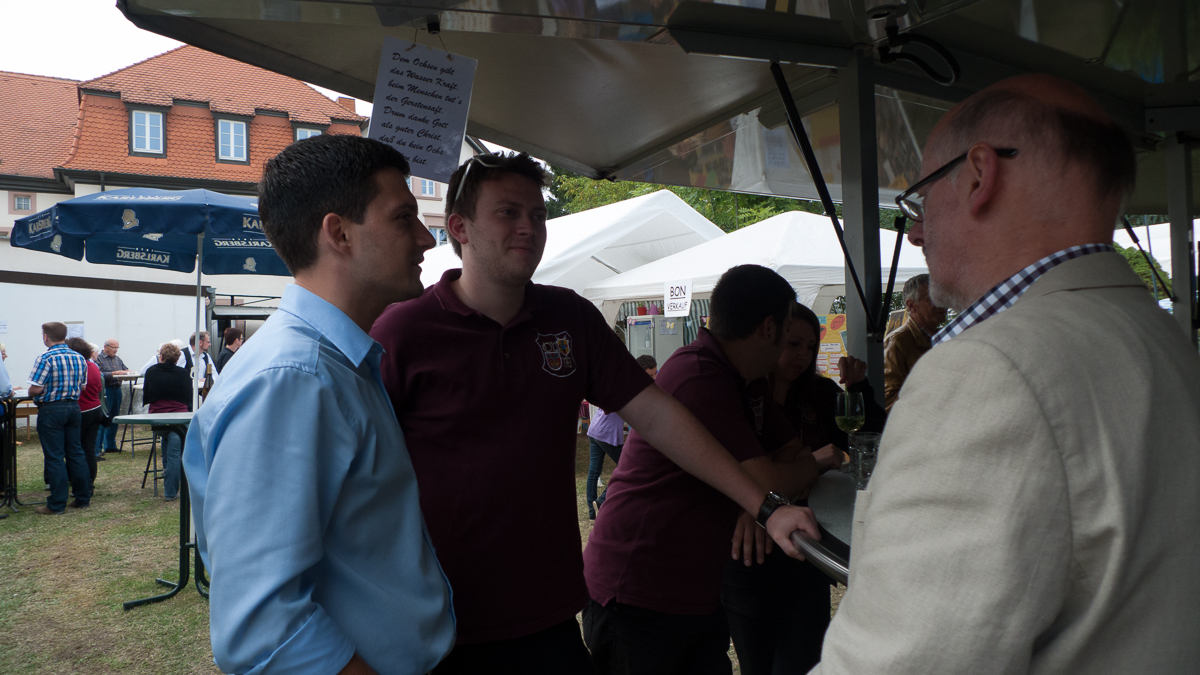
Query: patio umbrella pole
xmin=194 ymin=234 xmax=203 ymax=411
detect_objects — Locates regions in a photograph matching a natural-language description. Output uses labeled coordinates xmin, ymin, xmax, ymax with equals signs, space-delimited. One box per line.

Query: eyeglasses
xmin=895 ymin=148 xmax=1018 ymax=222
xmin=451 ymin=153 xmax=506 ymax=210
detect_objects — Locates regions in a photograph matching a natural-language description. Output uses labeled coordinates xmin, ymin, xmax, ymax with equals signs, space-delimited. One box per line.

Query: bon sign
xmin=664 ymin=279 xmax=692 ymax=317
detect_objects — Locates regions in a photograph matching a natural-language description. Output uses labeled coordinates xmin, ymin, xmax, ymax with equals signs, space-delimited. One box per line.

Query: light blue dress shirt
xmin=184 ymin=284 xmax=455 ymax=675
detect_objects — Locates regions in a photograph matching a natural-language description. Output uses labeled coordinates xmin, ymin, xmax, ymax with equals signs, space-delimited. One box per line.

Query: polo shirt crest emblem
xmin=749 ymin=395 xmax=764 ymax=432
xmin=536 ymin=331 xmax=577 ymax=377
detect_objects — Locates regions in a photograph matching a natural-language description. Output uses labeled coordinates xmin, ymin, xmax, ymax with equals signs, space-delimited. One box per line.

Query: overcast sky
xmin=0 ymin=0 xmax=373 ymax=116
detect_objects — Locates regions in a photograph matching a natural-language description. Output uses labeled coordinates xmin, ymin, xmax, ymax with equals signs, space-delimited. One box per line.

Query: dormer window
xmin=132 ymin=110 xmax=163 ymax=154
xmin=218 ymin=119 xmax=247 ymax=162
xmin=296 ymin=128 xmax=322 ymax=141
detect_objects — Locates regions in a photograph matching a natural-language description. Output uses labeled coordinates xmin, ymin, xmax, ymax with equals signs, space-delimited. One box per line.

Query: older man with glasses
xmin=95 ymin=339 xmax=130 ymax=454
xmin=810 ymin=75 xmax=1200 ymax=674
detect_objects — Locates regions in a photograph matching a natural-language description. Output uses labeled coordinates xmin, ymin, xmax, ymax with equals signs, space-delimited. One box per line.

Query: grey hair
xmin=902 ymin=274 xmax=929 ymax=304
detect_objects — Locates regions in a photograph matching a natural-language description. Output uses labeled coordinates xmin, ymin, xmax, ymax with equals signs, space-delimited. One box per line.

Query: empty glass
xmin=848 ymin=432 xmax=881 ymax=490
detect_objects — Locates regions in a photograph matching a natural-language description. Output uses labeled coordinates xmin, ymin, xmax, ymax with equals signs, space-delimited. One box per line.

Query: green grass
xmin=0 ymin=428 xmax=841 ymax=674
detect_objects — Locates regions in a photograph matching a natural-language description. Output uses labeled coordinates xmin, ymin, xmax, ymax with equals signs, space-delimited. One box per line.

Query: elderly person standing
xmin=811 ymin=75 xmax=1200 ymax=674
xmin=881 ymin=274 xmax=946 ymax=411
xmin=0 ymin=343 xmax=12 ymax=398
xmin=95 ymin=339 xmax=130 ymax=455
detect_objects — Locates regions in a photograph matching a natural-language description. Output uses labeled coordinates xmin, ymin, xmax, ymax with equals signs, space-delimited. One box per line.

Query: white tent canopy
xmin=1112 ymin=222 xmax=1180 ymax=271
xmin=583 ymin=210 xmax=929 ymax=324
xmin=419 ymin=190 xmax=725 ymax=292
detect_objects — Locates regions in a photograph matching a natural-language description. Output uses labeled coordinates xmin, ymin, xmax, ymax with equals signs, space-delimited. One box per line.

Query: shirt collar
xmin=432 ymin=268 xmax=539 ymax=326
xmin=279 ymin=284 xmax=378 ymax=367
xmin=932 ymin=243 xmax=1114 ymax=347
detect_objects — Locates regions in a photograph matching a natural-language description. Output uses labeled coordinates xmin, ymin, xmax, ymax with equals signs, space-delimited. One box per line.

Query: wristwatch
xmin=756 ymin=491 xmax=790 ymax=529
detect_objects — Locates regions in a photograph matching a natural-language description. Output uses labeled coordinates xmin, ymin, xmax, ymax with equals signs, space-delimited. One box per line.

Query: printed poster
xmin=816 ymin=314 xmax=847 ymax=380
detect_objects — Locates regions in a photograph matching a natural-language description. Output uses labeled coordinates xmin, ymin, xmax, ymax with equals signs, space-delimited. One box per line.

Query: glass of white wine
xmin=835 ymin=391 xmax=865 ymax=434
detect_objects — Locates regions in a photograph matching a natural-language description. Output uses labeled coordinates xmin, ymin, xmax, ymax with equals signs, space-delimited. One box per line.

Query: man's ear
xmin=319 ymin=212 xmax=353 ymax=257
xmin=758 ymin=315 xmax=777 ymax=343
xmin=964 ymin=143 xmax=1002 ymax=217
xmin=446 ymin=213 xmax=468 ymax=248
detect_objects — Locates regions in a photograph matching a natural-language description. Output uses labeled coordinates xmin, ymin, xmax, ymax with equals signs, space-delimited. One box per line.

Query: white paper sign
xmin=664 ymin=280 xmax=692 ymax=317
xmin=65 ymin=321 xmax=85 ymax=339
xmin=368 ymin=37 xmax=477 ymax=183
xmin=0 ymin=320 xmax=7 ymax=334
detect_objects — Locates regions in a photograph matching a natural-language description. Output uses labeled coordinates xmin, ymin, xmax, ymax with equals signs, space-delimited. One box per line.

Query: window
xmin=429 ymin=227 xmax=449 ymax=246
xmin=132 ymin=110 xmax=163 ymax=154
xmin=14 ymin=196 xmax=32 ymax=211
xmin=295 ymin=128 xmax=321 ymax=141
xmin=421 ymin=179 xmax=436 ymax=197
xmin=218 ymin=119 xmax=247 ymax=161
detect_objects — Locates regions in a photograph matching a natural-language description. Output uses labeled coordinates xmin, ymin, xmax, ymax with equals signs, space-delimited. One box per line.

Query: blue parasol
xmin=10 ymin=187 xmax=290 ymax=407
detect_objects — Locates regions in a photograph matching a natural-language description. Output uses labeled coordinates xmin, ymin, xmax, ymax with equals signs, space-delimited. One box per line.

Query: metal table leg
xmin=124 ymin=424 xmax=205 ymax=609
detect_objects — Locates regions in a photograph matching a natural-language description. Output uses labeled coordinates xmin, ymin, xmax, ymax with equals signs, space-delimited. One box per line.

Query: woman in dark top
xmin=722 ymin=302 xmax=885 ymax=675
xmin=66 ymin=338 xmax=102 ymax=492
xmin=143 ymin=342 xmax=192 ymax=501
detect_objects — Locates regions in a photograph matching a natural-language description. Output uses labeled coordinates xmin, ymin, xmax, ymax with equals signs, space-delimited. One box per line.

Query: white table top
xmin=807 ymin=470 xmax=857 ymax=546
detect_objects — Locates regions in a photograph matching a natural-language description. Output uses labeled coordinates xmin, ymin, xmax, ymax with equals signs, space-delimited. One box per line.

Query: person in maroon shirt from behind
xmin=583 ymin=265 xmax=824 ymax=675
xmin=66 ymin=338 xmax=102 ymax=491
xmin=371 ymin=154 xmax=820 ymax=674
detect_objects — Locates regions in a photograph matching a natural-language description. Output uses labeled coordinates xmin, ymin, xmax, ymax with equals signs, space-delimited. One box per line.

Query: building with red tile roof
xmin=1 ymin=46 xmax=366 ymax=235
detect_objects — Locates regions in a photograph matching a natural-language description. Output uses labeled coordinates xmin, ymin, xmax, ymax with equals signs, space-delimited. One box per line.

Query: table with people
xmin=12 ymin=73 xmax=1200 ymax=675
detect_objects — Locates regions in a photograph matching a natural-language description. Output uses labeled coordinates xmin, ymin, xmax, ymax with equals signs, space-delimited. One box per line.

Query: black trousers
xmin=79 ymin=407 xmax=103 ymax=487
xmin=721 ymin=548 xmax=832 ymax=675
xmin=433 ymin=617 xmax=599 ymax=675
xmin=582 ymin=599 xmax=731 ymax=675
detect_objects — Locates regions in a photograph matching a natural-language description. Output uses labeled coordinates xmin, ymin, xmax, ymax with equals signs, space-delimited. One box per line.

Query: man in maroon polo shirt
xmin=583 ymin=265 xmax=822 ymax=675
xmin=371 ymin=153 xmax=819 ymax=674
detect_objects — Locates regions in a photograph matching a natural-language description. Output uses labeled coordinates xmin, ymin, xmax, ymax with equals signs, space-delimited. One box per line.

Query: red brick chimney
xmin=336 ymin=97 xmax=356 ymax=113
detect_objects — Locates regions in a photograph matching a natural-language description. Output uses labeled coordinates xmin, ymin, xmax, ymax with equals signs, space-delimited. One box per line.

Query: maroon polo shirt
xmin=372 ymin=269 xmax=654 ymax=644
xmin=583 ymin=328 xmax=794 ymax=615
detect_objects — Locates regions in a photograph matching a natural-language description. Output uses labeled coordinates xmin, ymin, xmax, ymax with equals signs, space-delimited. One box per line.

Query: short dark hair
xmin=223 ymin=327 xmax=243 ymax=344
xmin=635 ymin=355 xmax=657 ymax=370
xmin=259 ymin=134 xmax=412 ymax=273
xmin=66 ymin=337 xmax=93 ymax=359
xmin=943 ymin=89 xmax=1136 ymax=201
xmin=42 ymin=322 xmax=67 ymax=343
xmin=708 ymin=265 xmax=796 ymax=341
xmin=445 ymin=152 xmax=551 ymax=258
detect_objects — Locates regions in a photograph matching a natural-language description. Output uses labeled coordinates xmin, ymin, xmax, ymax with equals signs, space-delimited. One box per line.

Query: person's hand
xmin=838 ymin=356 xmax=867 ymax=386
xmin=812 ymin=443 xmax=842 ymax=471
xmin=731 ymin=510 xmax=772 ymax=565
xmin=765 ymin=504 xmax=820 ymax=560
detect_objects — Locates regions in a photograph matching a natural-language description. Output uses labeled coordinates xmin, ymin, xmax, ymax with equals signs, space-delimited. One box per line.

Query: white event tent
xmin=419 ymin=190 xmax=724 ymax=292
xmin=583 ymin=210 xmax=929 ymax=325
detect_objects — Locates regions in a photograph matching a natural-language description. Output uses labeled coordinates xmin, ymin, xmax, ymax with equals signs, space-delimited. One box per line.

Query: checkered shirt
xmin=96 ymin=352 xmax=129 ymax=387
xmin=27 ymin=343 xmax=88 ymax=404
xmin=932 ymin=244 xmax=1115 ymax=347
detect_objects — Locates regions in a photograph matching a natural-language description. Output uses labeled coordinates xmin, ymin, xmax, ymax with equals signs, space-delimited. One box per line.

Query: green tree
xmin=1113 ymin=243 xmax=1172 ymax=299
xmin=547 ymin=168 xmax=905 ymax=232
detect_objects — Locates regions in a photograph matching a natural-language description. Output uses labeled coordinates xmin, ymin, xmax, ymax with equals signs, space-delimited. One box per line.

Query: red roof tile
xmin=0 ymin=71 xmax=81 ymax=179
xmin=81 ymin=46 xmax=366 ymax=126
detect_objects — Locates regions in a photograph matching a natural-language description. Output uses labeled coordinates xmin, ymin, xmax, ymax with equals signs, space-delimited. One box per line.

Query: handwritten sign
xmin=664 ymin=280 xmax=692 ymax=317
xmin=368 ymin=36 xmax=477 ymax=183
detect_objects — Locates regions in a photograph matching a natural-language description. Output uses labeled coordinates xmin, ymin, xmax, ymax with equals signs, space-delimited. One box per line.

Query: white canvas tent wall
xmin=419 ymin=190 xmax=724 ymax=292
xmin=583 ymin=210 xmax=928 ymax=325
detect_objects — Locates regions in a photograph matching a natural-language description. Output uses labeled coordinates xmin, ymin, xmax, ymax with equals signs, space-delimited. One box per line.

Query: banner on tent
xmin=368 ymin=36 xmax=477 ymax=183
xmin=664 ymin=279 xmax=692 ymax=317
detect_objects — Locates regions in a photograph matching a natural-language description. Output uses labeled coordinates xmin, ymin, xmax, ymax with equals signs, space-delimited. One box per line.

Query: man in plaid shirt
xmin=27 ymin=321 xmax=91 ymax=514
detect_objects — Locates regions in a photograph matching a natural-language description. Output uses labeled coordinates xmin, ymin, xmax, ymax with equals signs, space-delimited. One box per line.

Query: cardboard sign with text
xmin=664 ymin=280 xmax=692 ymax=317
xmin=368 ymin=37 xmax=477 ymax=183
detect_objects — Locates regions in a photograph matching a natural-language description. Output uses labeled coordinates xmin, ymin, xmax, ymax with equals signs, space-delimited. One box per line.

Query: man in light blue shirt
xmin=184 ymin=134 xmax=451 ymax=675
xmin=0 ymin=347 xmax=12 ymax=398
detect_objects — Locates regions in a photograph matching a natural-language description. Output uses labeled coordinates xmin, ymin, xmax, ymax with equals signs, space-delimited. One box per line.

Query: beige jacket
xmin=882 ymin=317 xmax=932 ymax=412
xmin=812 ymin=253 xmax=1200 ymax=675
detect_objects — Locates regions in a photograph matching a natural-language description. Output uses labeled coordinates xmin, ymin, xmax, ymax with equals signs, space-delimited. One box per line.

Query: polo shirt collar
xmin=431 ymin=268 xmax=539 ymax=326
xmin=279 ymin=284 xmax=378 ymax=367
